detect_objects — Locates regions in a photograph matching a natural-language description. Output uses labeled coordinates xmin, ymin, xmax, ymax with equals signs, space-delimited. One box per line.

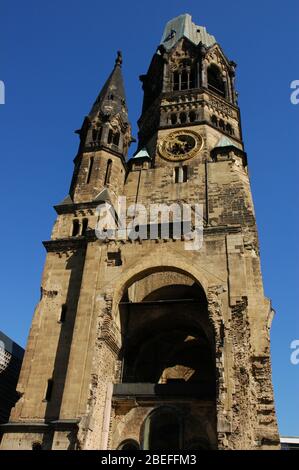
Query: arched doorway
xmin=143 ymin=407 xmax=182 ymax=450
xmin=112 ymin=269 xmax=217 ymax=449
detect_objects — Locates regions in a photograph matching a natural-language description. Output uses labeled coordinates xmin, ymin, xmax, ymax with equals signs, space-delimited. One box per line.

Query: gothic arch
xmin=111 ymin=250 xmax=217 ymax=323
xmin=106 ymin=252 xmax=226 ymax=450
xmin=140 ymin=406 xmax=184 ymax=450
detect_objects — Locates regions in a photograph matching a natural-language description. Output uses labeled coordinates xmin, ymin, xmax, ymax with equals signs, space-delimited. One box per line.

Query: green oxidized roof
xmin=216 ymin=136 xmax=241 ymax=149
xmin=160 ymin=13 xmax=216 ymax=51
xmin=131 ymin=147 xmax=151 ymax=160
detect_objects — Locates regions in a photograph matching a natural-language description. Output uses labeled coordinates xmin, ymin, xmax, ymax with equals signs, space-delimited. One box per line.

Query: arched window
xmin=172 ymin=66 xmax=197 ymax=91
xmin=174 ymin=167 xmax=180 ymax=183
xmin=104 ymin=159 xmax=112 ymax=186
xmin=113 ymin=132 xmax=120 ymax=146
xmin=189 ymin=67 xmax=196 ymax=89
xmin=226 ymin=123 xmax=234 ymax=135
xmin=174 ymin=166 xmax=188 ymax=183
xmin=189 ymin=111 xmax=196 ymax=123
xmin=108 ymin=130 xmax=120 ymax=146
xmin=173 ymin=72 xmax=179 ymax=91
xmin=143 ymin=407 xmax=182 ymax=450
xmin=72 ymin=219 xmax=80 ymax=237
xmin=181 ymin=70 xmax=188 ymax=90
xmin=81 ymin=218 xmax=88 ymax=235
xmin=207 ymin=64 xmax=225 ymax=97
xmin=179 ymin=112 xmax=187 ymax=124
xmin=211 ymin=115 xmax=218 ymax=127
xmin=219 ymin=119 xmax=225 ymax=130
xmin=92 ymin=127 xmax=102 ymax=143
xmin=171 ymin=113 xmax=177 ymax=125
xmin=108 ymin=129 xmax=113 ymax=144
xmin=117 ymin=439 xmax=140 ymax=450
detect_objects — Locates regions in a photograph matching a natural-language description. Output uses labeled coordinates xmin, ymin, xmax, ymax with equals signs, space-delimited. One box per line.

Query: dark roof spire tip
xmin=115 ymin=50 xmax=122 ymax=66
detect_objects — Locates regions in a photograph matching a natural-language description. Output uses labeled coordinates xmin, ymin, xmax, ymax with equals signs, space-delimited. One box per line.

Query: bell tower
xmin=0 ymin=14 xmax=280 ymax=451
xmin=138 ymin=14 xmax=240 ymax=168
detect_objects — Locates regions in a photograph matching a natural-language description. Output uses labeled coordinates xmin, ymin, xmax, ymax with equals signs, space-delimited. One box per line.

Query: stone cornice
xmin=54 ymin=200 xmax=101 ymax=215
xmin=43 ymin=236 xmax=87 ymax=252
xmin=43 ymin=225 xmax=243 ymax=252
xmin=0 ymin=419 xmax=80 ymax=433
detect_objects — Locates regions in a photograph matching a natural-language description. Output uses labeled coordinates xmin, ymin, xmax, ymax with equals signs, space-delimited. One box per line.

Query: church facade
xmin=0 ymin=14 xmax=279 ymax=450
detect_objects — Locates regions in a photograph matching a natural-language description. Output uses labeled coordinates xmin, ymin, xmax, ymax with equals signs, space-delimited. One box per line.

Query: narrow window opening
xmin=189 ymin=111 xmax=196 ymax=123
xmin=181 ymin=70 xmax=188 ymax=90
xmin=104 ymin=159 xmax=112 ymax=186
xmin=86 ymin=156 xmax=94 ymax=184
xmin=174 ymin=166 xmax=188 ymax=183
xmin=113 ymin=132 xmax=120 ymax=146
xmin=72 ymin=219 xmax=80 ymax=237
xmin=92 ymin=127 xmax=102 ymax=143
xmin=173 ymin=72 xmax=179 ymax=91
xmin=183 ymin=166 xmax=188 ymax=182
xmin=179 ymin=112 xmax=187 ymax=124
xmin=108 ymin=129 xmax=113 ymax=144
xmin=226 ymin=123 xmax=234 ymax=135
xmin=59 ymin=304 xmax=67 ymax=323
xmin=207 ymin=64 xmax=225 ymax=97
xmin=171 ymin=113 xmax=177 ymax=125
xmin=189 ymin=67 xmax=196 ymax=89
xmin=81 ymin=218 xmax=88 ymax=235
xmin=45 ymin=379 xmax=53 ymax=402
xmin=97 ymin=127 xmax=102 ymax=142
xmin=92 ymin=129 xmax=97 ymax=142
xmin=211 ymin=115 xmax=218 ymax=127
xmin=219 ymin=119 xmax=225 ymax=130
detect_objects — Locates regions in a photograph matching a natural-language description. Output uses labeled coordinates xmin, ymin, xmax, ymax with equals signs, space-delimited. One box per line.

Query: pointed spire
xmin=77 ymin=51 xmax=132 ymax=158
xmin=115 ymin=50 xmax=122 ymax=66
xmin=88 ymin=50 xmax=128 ymax=124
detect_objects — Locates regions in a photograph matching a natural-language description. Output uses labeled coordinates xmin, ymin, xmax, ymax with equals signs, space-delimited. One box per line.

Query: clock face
xmin=158 ymin=130 xmax=203 ymax=161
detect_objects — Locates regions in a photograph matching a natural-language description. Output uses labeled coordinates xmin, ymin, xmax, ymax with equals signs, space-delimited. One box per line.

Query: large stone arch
xmin=103 ymin=250 xmax=228 ymax=450
xmin=110 ymin=248 xmax=223 ymax=326
xmin=84 ymin=248 xmax=228 ymax=450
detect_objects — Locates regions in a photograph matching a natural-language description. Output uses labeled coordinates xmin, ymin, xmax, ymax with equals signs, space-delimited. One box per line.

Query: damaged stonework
xmin=77 ymin=291 xmax=122 ymax=450
xmin=229 ymin=297 xmax=256 ymax=449
xmin=252 ymin=355 xmax=279 ymax=448
xmin=207 ymin=285 xmax=231 ymax=449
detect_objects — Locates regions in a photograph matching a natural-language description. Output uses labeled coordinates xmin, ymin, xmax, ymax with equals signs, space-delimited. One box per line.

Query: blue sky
xmin=0 ymin=0 xmax=298 ymax=437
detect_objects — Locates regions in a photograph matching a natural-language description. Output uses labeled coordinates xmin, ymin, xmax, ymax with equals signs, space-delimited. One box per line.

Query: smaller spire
xmin=88 ymin=51 xmax=128 ymax=122
xmin=77 ymin=52 xmax=132 ymax=159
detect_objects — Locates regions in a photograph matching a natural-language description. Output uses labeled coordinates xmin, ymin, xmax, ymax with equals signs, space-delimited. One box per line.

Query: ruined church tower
xmin=0 ymin=14 xmax=279 ymax=450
